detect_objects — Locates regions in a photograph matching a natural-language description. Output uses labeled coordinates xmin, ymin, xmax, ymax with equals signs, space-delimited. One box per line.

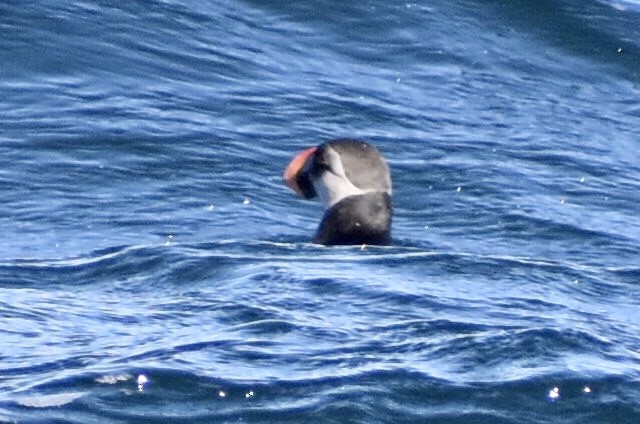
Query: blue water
xmin=1 ymin=0 xmax=640 ymax=422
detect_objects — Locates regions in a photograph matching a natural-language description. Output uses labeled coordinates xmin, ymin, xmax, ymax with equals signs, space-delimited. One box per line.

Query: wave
xmin=4 ymin=366 xmax=639 ymax=424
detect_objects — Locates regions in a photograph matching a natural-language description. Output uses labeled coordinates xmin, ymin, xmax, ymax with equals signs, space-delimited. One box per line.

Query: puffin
xmin=283 ymin=139 xmax=392 ymax=245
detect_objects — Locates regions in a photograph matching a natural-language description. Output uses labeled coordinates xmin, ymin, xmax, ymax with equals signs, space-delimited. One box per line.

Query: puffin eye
xmin=312 ymin=145 xmax=342 ymax=177
xmin=319 ymin=162 xmax=332 ymax=172
xmin=312 ymin=155 xmax=333 ymax=174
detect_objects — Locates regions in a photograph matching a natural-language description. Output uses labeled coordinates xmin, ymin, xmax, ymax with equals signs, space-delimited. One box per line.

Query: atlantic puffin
xmin=283 ymin=139 xmax=392 ymax=245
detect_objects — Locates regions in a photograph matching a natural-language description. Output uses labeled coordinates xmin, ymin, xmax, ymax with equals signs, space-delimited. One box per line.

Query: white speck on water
xmin=137 ymin=374 xmax=148 ymax=392
xmin=218 ymin=390 xmax=226 ymax=398
xmin=456 ymin=186 xmax=461 ymax=192
xmin=548 ymin=386 xmax=560 ymax=400
xmin=579 ymin=177 xmax=585 ymax=183
xmin=245 ymin=390 xmax=254 ymax=398
xmin=583 ymin=386 xmax=591 ymax=394
xmin=242 ymin=197 xmax=250 ymax=205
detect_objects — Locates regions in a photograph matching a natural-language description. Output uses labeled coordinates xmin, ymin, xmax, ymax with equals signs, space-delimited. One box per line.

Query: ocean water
xmin=1 ymin=0 xmax=640 ymax=422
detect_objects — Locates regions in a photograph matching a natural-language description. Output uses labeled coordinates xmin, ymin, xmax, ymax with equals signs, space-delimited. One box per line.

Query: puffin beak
xmin=283 ymin=146 xmax=317 ymax=196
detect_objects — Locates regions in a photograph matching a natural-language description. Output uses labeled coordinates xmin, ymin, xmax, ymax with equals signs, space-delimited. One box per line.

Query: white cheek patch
xmin=313 ymin=171 xmax=366 ymax=209
xmin=311 ymin=145 xmax=377 ymax=209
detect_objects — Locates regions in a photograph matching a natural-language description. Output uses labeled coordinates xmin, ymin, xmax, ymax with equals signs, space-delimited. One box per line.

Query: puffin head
xmin=284 ymin=139 xmax=392 ymax=245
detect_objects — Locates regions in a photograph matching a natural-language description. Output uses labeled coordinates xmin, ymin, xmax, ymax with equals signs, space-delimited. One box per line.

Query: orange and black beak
xmin=283 ymin=146 xmax=317 ymax=198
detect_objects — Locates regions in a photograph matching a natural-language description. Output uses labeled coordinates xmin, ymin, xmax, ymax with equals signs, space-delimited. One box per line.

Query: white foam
xmin=16 ymin=391 xmax=85 ymax=408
